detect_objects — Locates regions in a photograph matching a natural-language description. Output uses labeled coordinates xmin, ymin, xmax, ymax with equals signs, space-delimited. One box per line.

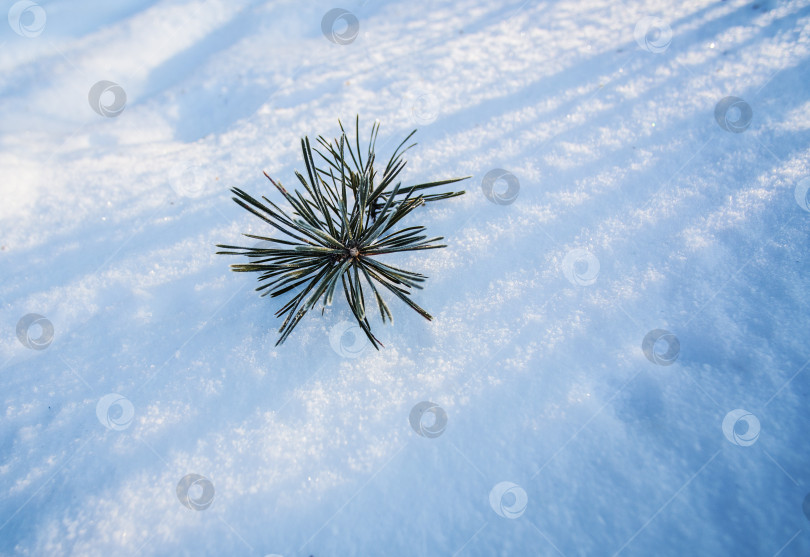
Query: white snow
xmin=2 ymin=0 xmax=810 ymax=555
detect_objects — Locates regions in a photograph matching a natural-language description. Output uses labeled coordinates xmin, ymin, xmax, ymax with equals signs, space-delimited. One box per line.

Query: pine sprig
xmin=216 ymin=117 xmax=469 ymax=349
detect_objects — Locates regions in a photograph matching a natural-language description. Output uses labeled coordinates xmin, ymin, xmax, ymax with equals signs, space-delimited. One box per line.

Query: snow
xmin=2 ymin=0 xmax=810 ymax=555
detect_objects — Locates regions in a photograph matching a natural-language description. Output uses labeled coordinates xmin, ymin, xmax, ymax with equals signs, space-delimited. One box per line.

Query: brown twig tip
xmin=263 ymin=170 xmax=287 ymax=194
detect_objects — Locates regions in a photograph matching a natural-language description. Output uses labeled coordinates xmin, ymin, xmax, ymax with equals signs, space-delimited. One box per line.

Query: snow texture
xmin=1 ymin=0 xmax=810 ymax=555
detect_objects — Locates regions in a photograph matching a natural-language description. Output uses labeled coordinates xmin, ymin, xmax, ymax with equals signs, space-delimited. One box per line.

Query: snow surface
xmin=1 ymin=0 xmax=810 ymax=555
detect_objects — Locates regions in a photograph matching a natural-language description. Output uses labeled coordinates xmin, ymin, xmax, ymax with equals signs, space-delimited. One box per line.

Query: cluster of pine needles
xmin=216 ymin=117 xmax=468 ymax=349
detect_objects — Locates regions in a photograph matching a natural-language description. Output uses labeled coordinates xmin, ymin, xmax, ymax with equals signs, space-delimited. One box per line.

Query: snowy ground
xmin=2 ymin=0 xmax=810 ymax=555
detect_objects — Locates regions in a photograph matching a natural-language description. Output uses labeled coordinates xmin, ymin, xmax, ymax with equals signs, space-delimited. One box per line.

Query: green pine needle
xmin=216 ymin=117 xmax=469 ymax=349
